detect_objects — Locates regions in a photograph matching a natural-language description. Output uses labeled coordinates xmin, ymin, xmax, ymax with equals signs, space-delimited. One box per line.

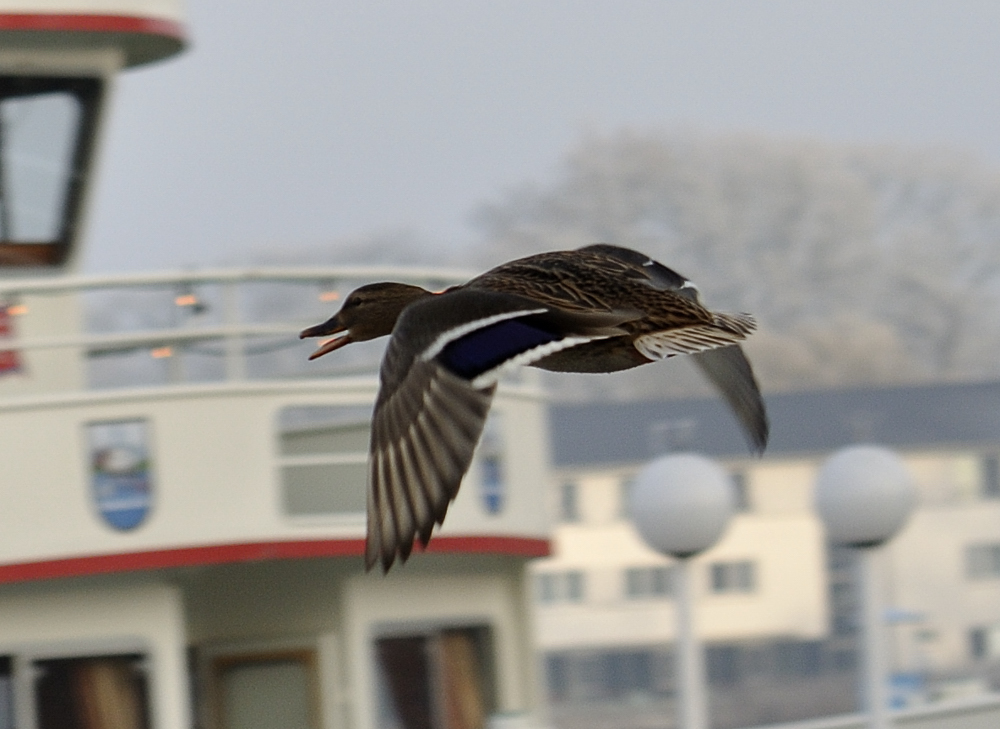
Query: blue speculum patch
xmin=438 ymin=318 xmax=559 ymax=379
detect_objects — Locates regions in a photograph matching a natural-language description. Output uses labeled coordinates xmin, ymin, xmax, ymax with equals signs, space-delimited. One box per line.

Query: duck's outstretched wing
xmin=578 ymin=244 xmax=769 ymax=454
xmin=367 ymin=289 xmax=631 ymax=572
xmin=367 ymin=350 xmax=495 ymax=573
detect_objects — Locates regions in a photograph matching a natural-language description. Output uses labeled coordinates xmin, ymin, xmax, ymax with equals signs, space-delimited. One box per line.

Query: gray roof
xmin=548 ymin=381 xmax=1000 ymax=467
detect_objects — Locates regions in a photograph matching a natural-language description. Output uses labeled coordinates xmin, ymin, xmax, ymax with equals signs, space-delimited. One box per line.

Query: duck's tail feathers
xmin=634 ymin=312 xmax=756 ymax=359
xmin=713 ymin=312 xmax=756 ymax=338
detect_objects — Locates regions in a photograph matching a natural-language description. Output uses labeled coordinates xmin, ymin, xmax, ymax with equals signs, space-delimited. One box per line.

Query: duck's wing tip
xmin=747 ymin=418 xmax=770 ymax=456
xmin=692 ymin=345 xmax=769 ymax=456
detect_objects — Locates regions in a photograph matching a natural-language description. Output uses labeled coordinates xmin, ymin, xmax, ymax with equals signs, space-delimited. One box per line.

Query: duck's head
xmin=300 ymin=282 xmax=433 ymax=360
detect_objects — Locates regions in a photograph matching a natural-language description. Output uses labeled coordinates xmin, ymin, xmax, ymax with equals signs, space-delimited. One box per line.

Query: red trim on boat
xmin=0 ymin=536 xmax=550 ymax=584
xmin=0 ymin=13 xmax=185 ymax=40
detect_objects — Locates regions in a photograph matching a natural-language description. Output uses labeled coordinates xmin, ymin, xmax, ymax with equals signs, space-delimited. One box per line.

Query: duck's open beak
xmin=300 ymin=316 xmax=353 ymax=360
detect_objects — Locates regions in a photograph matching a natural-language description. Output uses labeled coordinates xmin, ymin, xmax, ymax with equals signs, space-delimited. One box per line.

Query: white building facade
xmin=537 ymin=383 xmax=1000 ymax=727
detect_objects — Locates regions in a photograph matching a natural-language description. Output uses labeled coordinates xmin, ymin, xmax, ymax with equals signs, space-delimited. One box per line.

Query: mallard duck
xmin=301 ymin=244 xmax=769 ymax=572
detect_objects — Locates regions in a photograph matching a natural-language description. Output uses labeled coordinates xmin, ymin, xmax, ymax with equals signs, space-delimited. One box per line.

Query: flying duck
xmin=301 ymin=244 xmax=769 ymax=572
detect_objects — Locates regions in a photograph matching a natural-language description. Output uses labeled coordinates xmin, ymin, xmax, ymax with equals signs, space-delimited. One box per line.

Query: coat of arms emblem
xmin=87 ymin=419 xmax=153 ymax=530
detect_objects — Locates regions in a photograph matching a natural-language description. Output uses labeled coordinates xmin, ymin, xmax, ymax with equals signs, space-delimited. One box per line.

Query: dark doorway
xmin=34 ymin=654 xmax=150 ymax=729
xmin=376 ymin=626 xmax=494 ymax=729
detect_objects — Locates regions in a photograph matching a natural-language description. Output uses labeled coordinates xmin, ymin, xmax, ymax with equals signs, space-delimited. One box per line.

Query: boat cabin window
xmin=0 ymin=75 xmax=102 ymax=268
xmin=277 ymin=405 xmax=370 ymax=516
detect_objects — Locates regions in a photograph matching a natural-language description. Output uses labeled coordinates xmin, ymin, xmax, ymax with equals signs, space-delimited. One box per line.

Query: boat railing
xmin=0 ymin=266 xmax=474 ymax=390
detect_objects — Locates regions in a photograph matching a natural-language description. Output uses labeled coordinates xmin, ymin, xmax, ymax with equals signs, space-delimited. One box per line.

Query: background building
xmin=537 ymin=381 xmax=1000 ymax=728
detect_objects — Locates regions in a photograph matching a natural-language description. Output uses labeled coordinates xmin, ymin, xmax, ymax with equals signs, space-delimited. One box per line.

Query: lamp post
xmin=629 ymin=453 xmax=736 ymax=729
xmin=815 ymin=446 xmax=916 ymax=729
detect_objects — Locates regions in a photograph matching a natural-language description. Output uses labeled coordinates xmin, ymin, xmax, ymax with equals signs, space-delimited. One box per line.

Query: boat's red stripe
xmin=0 ymin=536 xmax=550 ymax=584
xmin=0 ymin=14 xmax=185 ymax=40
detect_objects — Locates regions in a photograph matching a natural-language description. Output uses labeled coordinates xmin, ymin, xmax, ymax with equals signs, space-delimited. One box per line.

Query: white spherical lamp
xmin=815 ymin=445 xmax=916 ymax=548
xmin=629 ymin=453 xmax=735 ymax=558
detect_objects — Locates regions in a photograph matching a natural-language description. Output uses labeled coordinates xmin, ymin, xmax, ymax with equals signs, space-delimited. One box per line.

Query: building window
xmin=730 ymin=471 xmax=751 ymax=512
xmin=559 ymin=481 xmax=580 ymax=522
xmin=545 ymin=654 xmax=570 ymax=701
xmin=981 ymin=455 xmax=1000 ymax=499
xmin=966 ymin=543 xmax=1000 ymax=579
xmin=619 ymin=476 xmax=635 ymax=518
xmin=536 ymin=571 xmax=586 ymax=604
xmin=648 ymin=418 xmax=696 ymax=453
xmin=709 ymin=561 xmax=756 ymax=594
xmin=774 ymin=640 xmax=822 ymax=677
xmin=969 ymin=625 xmax=1000 ymax=660
xmin=832 ymin=614 xmax=856 ymax=637
xmin=478 ymin=413 xmax=506 ymax=515
xmin=624 ymin=566 xmax=673 ymax=600
xmin=705 ymin=644 xmax=742 ymax=686
xmin=537 ymin=573 xmax=558 ymax=604
xmin=565 ymin=571 xmax=585 ymax=602
xmin=970 ymin=628 xmax=987 ymax=659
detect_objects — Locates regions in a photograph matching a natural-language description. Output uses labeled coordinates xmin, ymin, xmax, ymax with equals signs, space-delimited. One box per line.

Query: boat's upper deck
xmin=0 ymin=266 xmax=551 ymax=581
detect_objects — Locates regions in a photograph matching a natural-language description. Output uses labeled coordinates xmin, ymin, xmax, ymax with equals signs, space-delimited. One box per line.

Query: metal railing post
xmin=223 ymin=279 xmax=246 ymax=381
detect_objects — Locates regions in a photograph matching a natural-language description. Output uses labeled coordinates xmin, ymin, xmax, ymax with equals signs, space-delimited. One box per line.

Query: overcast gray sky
xmin=81 ymin=0 xmax=1000 ymax=273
